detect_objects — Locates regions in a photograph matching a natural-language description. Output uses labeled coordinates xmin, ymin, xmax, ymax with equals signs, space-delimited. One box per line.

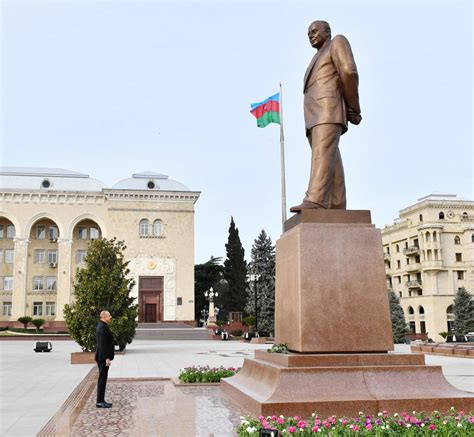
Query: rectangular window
xmin=0 ymin=224 xmax=3 ymax=238
xmin=455 ymin=253 xmax=463 ymax=262
xmin=397 ymin=276 xmax=402 ymax=284
xmin=76 ymin=250 xmax=87 ymax=264
xmin=177 ymin=297 xmax=183 ymax=306
xmin=35 ymin=250 xmax=45 ymax=264
xmin=409 ymin=321 xmax=416 ymax=333
xmin=6 ymin=225 xmax=15 ymax=238
xmin=406 ymin=258 xmax=410 ymax=265
xmin=90 ymin=227 xmax=99 ymax=239
xmin=48 ymin=250 xmax=57 ymax=264
xmin=48 ymin=226 xmax=59 ymax=240
xmin=397 ymin=260 xmax=401 ymax=269
xmin=33 ymin=302 xmax=43 ymax=316
xmin=78 ymin=227 xmax=88 ymax=239
xmin=46 ymin=277 xmax=57 ymax=291
xmin=45 ymin=302 xmax=56 ymax=316
xmin=2 ymin=302 xmax=12 ymax=316
xmin=36 ymin=225 xmax=46 ymax=239
xmin=0 ymin=250 xmax=3 ymax=264
xmin=4 ymin=277 xmax=13 ymax=291
xmin=457 ymin=271 xmax=465 ymax=280
xmin=5 ymin=249 xmax=14 ymax=264
xmin=33 ymin=277 xmax=44 ymax=290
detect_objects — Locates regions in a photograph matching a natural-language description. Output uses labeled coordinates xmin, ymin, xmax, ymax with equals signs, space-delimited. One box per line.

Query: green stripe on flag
xmin=256 ymin=111 xmax=280 ymax=128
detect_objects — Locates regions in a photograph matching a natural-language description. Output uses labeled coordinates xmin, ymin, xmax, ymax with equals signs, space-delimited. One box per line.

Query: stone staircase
xmin=134 ymin=322 xmax=211 ymax=340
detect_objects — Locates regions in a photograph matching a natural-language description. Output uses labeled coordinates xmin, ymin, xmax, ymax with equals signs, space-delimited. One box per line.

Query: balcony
xmin=406 ymin=280 xmax=422 ymax=289
xmin=383 ymin=253 xmax=391 ymax=261
xmin=406 ymin=263 xmax=421 ymax=272
xmin=403 ymin=245 xmax=420 ymax=256
xmin=421 ymin=260 xmax=444 ymax=271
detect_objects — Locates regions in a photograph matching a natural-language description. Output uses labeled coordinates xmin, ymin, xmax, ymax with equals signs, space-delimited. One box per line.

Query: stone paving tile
xmin=70 ymin=380 xmax=245 ymax=436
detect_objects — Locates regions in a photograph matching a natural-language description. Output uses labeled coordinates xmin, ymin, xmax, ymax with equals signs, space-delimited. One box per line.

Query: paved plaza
xmin=0 ymin=340 xmax=473 ymax=436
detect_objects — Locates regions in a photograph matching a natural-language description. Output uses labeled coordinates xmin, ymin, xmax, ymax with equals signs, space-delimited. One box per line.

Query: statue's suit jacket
xmin=303 ymin=34 xmax=360 ymax=137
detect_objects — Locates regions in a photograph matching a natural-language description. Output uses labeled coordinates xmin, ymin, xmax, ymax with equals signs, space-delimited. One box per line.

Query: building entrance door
xmin=138 ymin=276 xmax=164 ymax=323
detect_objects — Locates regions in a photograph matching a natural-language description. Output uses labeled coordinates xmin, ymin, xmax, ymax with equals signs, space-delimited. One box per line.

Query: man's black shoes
xmin=96 ymin=402 xmax=112 ymax=408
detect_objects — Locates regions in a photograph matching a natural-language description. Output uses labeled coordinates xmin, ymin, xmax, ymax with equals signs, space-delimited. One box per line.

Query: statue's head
xmin=308 ymin=20 xmax=331 ymax=49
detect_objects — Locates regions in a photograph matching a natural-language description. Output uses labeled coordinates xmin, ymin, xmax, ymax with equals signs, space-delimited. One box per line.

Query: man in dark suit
xmin=95 ymin=310 xmax=115 ymax=408
xmin=290 ymin=20 xmax=361 ymax=212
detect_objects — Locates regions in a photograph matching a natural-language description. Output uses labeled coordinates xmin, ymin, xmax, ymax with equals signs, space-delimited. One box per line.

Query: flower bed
xmin=178 ymin=365 xmax=239 ymax=383
xmin=238 ymin=409 xmax=473 ymax=436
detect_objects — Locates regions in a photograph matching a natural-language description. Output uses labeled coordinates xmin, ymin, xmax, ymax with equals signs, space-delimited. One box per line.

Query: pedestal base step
xmin=221 ymin=353 xmax=474 ymax=417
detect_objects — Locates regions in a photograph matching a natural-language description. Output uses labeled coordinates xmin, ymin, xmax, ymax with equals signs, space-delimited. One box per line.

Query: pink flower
xmin=314 ymin=419 xmax=321 ymax=426
xmin=312 ymin=425 xmax=320 ymax=432
xmin=271 ymin=415 xmax=277 ymax=421
xmin=429 ymin=424 xmax=436 ymax=430
xmin=258 ymin=416 xmax=265 ymax=420
xmin=287 ymin=426 xmax=296 ymax=433
xmin=341 ymin=419 xmax=348 ymax=425
xmin=293 ymin=416 xmax=300 ymax=421
xmin=277 ymin=418 xmax=284 ymax=425
xmin=365 ymin=423 xmax=372 ymax=430
xmin=297 ymin=420 xmax=306 ymax=429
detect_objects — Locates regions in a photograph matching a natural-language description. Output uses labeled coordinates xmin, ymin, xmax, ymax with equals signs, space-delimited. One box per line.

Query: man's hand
xmin=106 ymin=359 xmax=112 ymax=367
xmin=347 ymin=108 xmax=362 ymax=125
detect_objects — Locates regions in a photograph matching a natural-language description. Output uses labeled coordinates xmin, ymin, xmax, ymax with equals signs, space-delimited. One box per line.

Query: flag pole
xmin=279 ymin=82 xmax=287 ymax=232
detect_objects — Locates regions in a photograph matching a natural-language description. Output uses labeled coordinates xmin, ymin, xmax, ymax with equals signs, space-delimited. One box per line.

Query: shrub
xmin=0 ymin=326 xmax=8 ymax=332
xmin=18 ymin=316 xmax=32 ymax=330
xmin=178 ymin=365 xmax=239 ymax=383
xmin=439 ymin=331 xmax=449 ymax=339
xmin=231 ymin=329 xmax=243 ymax=337
xmin=268 ymin=343 xmax=289 ymax=354
xmin=243 ymin=316 xmax=256 ymax=327
xmin=31 ymin=318 xmax=46 ymax=333
xmin=216 ymin=320 xmax=225 ymax=327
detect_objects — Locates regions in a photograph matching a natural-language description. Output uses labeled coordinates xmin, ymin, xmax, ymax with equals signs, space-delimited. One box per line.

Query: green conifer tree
xmin=64 ymin=238 xmax=138 ymax=351
xmin=245 ymin=230 xmax=275 ymax=336
xmin=223 ymin=217 xmax=248 ymax=314
xmin=194 ymin=256 xmax=224 ymax=322
xmin=453 ymin=287 xmax=474 ymax=334
xmin=388 ymin=290 xmax=409 ymax=343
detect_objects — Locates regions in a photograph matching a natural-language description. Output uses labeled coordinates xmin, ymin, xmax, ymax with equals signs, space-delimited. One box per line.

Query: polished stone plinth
xmin=275 ymin=210 xmax=393 ymax=353
xmin=221 ymin=350 xmax=474 ymax=418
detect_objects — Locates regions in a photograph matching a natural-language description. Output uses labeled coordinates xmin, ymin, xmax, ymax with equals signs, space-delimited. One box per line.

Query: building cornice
xmin=0 ymin=191 xmax=105 ymax=204
xmin=103 ymin=190 xmax=201 ymax=204
xmin=399 ymin=199 xmax=474 ymax=217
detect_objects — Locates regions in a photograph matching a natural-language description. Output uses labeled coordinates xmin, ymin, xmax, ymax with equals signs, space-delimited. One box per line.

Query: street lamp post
xmin=250 ymin=274 xmax=260 ymax=335
xmin=204 ymin=287 xmax=219 ymax=327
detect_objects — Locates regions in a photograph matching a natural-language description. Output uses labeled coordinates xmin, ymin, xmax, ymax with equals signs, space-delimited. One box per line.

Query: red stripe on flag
xmin=250 ymin=100 xmax=280 ymax=118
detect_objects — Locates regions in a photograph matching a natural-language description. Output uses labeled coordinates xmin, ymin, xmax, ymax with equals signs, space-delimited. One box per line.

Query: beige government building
xmin=0 ymin=167 xmax=200 ymax=328
xmin=382 ymin=193 xmax=474 ymax=342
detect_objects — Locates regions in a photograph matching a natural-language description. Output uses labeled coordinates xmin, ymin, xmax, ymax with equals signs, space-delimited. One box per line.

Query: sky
xmin=1 ymin=0 xmax=473 ymax=263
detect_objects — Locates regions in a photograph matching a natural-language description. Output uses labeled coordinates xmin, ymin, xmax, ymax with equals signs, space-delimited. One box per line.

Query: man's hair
xmin=310 ymin=20 xmax=331 ymax=38
xmin=100 ymin=310 xmax=110 ymax=319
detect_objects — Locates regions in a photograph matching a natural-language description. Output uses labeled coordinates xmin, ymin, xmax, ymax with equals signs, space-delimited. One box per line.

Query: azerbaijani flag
xmin=250 ymin=93 xmax=280 ymax=128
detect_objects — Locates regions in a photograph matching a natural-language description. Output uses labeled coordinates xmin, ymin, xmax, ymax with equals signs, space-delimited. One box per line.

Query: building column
xmin=11 ymin=237 xmax=29 ymax=320
xmin=56 ymin=238 xmax=73 ymax=320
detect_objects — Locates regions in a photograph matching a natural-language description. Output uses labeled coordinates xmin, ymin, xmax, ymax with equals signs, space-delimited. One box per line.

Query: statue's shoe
xmin=289 ymin=201 xmax=324 ymax=213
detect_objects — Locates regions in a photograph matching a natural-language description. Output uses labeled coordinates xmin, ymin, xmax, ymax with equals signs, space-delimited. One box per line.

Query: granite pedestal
xmin=222 ymin=210 xmax=474 ymax=416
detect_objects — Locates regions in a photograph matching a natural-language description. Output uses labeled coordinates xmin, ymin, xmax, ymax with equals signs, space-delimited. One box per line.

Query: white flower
xmin=358 ymin=411 xmax=364 ymax=415
xmin=394 ymin=413 xmax=399 ymax=417
xmin=381 ymin=426 xmax=386 ymax=430
xmin=312 ymin=413 xmax=316 ymax=417
xmin=386 ymin=425 xmax=390 ymax=429
xmin=457 ymin=423 xmax=463 ymax=428
xmin=412 ymin=411 xmax=416 ymax=415
xmin=406 ymin=424 xmax=411 ymax=428
xmin=280 ymin=415 xmax=285 ymax=419
xmin=421 ymin=424 xmax=425 ymax=428
xmin=241 ymin=420 xmax=249 ymax=425
xmin=378 ymin=413 xmax=383 ymax=417
xmin=246 ymin=426 xmax=256 ymax=433
xmin=317 ymin=430 xmax=322 ymax=433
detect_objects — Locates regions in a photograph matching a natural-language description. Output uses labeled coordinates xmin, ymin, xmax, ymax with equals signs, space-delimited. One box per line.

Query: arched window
xmin=396 ymin=244 xmax=400 ymax=252
xmin=153 ymin=219 xmax=163 ymax=236
xmin=418 ymin=306 xmax=425 ymax=314
xmin=472 ymin=234 xmax=474 ymax=243
xmin=446 ymin=305 xmax=454 ymax=316
xmin=439 ymin=212 xmax=445 ymax=220
xmin=419 ymin=214 xmax=423 ymax=222
xmin=425 ymin=232 xmax=431 ymax=242
xmin=139 ymin=219 xmax=149 ymax=236
xmin=408 ymin=306 xmax=414 ymax=315
xmin=463 ymin=212 xmax=468 ymax=217
xmin=433 ymin=231 xmax=437 ymax=242
xmin=454 ymin=236 xmax=461 ymax=245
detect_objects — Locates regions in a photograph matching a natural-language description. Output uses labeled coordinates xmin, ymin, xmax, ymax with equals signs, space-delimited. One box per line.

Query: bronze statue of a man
xmin=290 ymin=20 xmax=361 ymax=212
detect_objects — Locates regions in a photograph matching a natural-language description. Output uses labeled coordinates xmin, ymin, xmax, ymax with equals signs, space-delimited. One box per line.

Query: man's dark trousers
xmin=97 ymin=361 xmax=109 ymax=404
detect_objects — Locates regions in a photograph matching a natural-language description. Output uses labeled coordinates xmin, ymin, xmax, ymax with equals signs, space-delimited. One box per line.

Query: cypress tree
xmin=246 ymin=230 xmax=276 ymax=336
xmin=388 ymin=290 xmax=409 ymax=343
xmin=64 ymin=238 xmax=138 ymax=351
xmin=223 ymin=217 xmax=248 ymax=314
xmin=453 ymin=287 xmax=474 ymax=334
